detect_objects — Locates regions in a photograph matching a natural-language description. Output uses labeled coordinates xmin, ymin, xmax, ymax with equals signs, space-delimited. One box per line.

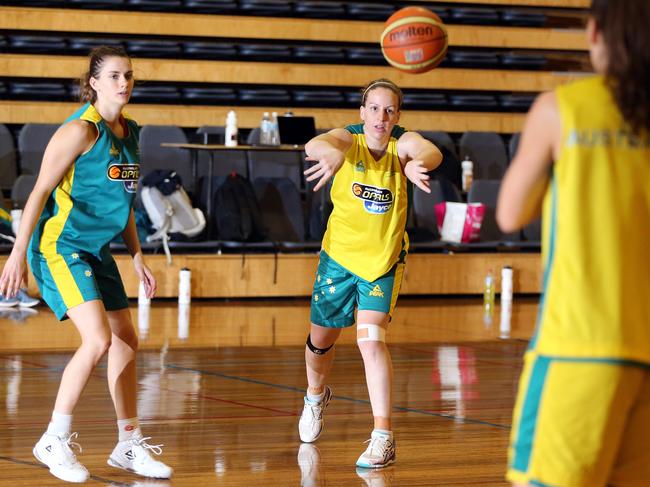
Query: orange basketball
xmin=380 ymin=6 xmax=448 ymax=74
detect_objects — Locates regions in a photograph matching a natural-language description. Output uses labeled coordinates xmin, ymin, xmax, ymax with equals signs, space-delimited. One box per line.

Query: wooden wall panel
xmin=0 ymin=100 xmax=527 ymax=133
xmin=0 ymin=253 xmax=541 ymax=299
xmin=0 ymin=54 xmax=583 ymax=92
xmin=0 ymin=7 xmax=588 ymax=50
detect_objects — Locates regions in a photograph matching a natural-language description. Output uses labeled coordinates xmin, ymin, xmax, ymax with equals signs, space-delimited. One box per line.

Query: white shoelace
xmin=134 ymin=436 xmax=164 ymax=456
xmin=363 ymin=436 xmax=391 ymax=459
xmin=306 ymin=401 xmax=325 ymax=421
xmin=61 ymin=432 xmax=83 ymax=463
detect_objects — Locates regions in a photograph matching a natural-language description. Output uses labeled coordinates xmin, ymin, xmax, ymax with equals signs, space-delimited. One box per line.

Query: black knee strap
xmin=306 ymin=334 xmax=334 ymax=355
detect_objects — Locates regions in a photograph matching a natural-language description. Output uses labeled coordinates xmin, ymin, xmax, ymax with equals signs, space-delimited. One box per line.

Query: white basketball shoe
xmin=33 ymin=431 xmax=90 ymax=483
xmin=107 ymin=436 xmax=173 ymax=479
xmin=298 ymin=386 xmax=332 ymax=443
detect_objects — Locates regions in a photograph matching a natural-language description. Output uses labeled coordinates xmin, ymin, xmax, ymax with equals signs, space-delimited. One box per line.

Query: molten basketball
xmin=380 ymin=6 xmax=448 ymax=74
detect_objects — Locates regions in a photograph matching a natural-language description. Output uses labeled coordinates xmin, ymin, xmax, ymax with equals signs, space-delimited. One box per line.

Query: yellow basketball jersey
xmin=533 ymin=76 xmax=650 ymax=362
xmin=321 ymin=124 xmax=409 ymax=282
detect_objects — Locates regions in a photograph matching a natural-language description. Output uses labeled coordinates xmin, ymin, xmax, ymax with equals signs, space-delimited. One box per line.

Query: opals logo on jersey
xmin=351 ymin=182 xmax=393 ymax=214
xmin=107 ymin=164 xmax=139 ymax=193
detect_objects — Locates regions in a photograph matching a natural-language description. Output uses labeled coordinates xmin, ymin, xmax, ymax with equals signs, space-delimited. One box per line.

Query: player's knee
xmin=306 ymin=333 xmax=334 ymax=356
xmin=116 ymin=327 xmax=139 ymax=352
xmin=356 ymin=323 xmax=386 ymax=347
xmin=84 ymin=334 xmax=112 ymax=362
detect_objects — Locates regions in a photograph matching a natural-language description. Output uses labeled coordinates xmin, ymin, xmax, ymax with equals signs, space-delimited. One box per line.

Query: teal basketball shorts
xmin=29 ymin=246 xmax=129 ymax=321
xmin=310 ymin=251 xmax=405 ymax=328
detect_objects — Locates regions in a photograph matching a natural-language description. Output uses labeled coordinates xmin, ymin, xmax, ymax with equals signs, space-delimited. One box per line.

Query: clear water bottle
xmin=225 ymin=110 xmax=238 ymax=147
xmin=461 ymin=156 xmax=474 ymax=193
xmin=483 ymin=269 xmax=495 ymax=314
xmin=259 ymin=111 xmax=271 ymax=145
xmin=270 ymin=111 xmax=280 ymax=146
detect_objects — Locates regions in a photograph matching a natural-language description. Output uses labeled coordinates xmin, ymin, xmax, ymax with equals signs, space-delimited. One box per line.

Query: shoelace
xmin=61 ymin=432 xmax=83 ymax=462
xmin=306 ymin=402 xmax=324 ymax=420
xmin=134 ymin=436 xmax=164 ymax=456
xmin=362 ymin=436 xmax=391 ymax=459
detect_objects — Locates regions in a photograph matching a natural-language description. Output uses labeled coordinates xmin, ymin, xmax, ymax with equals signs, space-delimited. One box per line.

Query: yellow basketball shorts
xmin=507 ymin=351 xmax=650 ymax=487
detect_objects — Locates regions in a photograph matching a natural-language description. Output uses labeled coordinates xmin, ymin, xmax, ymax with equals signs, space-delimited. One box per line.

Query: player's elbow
xmin=496 ymin=206 xmax=521 ymax=234
xmin=431 ymin=149 xmax=443 ymax=170
xmin=304 ymin=138 xmax=317 ymax=155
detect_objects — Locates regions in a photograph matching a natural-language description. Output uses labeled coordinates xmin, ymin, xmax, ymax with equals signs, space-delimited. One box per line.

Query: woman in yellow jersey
xmin=297 ymin=79 xmax=442 ymax=469
xmin=497 ymin=1 xmax=650 ymax=486
xmin=0 ymin=47 xmax=172 ymax=483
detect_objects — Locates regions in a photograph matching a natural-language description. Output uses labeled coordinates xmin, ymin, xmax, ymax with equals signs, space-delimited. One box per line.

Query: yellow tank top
xmin=533 ymin=76 xmax=650 ymax=362
xmin=321 ymin=124 xmax=409 ymax=282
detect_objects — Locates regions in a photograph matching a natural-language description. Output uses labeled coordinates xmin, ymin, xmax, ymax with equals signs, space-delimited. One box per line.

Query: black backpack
xmin=204 ymin=173 xmax=266 ymax=241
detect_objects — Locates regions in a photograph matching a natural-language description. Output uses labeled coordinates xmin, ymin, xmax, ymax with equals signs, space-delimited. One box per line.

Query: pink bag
xmin=434 ymin=202 xmax=486 ymax=243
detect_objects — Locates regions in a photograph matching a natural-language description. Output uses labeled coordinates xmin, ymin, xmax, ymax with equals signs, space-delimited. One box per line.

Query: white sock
xmin=372 ymin=429 xmax=393 ymax=440
xmin=117 ymin=417 xmax=142 ymax=442
xmin=47 ymin=411 xmax=73 ymax=437
xmin=306 ymin=390 xmax=325 ymax=404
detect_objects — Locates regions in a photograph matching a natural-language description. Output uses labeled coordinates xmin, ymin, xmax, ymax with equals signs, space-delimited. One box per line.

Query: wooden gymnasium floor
xmin=0 ymin=297 xmax=537 ymax=486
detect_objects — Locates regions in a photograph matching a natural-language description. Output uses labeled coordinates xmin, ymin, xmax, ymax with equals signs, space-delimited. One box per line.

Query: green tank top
xmin=30 ymin=103 xmax=140 ymax=257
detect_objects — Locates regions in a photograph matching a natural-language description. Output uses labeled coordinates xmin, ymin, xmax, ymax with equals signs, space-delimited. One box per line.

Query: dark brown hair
xmin=591 ymin=0 xmax=650 ymax=134
xmin=360 ymin=78 xmax=403 ymax=110
xmin=79 ymin=46 xmax=131 ymax=103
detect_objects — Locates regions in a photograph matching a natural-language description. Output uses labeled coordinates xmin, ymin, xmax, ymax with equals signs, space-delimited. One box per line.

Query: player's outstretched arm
xmin=397 ymin=131 xmax=443 ymax=193
xmin=497 ymin=91 xmax=559 ymax=233
xmin=304 ymin=128 xmax=353 ymax=192
xmin=0 ymin=121 xmax=95 ymax=298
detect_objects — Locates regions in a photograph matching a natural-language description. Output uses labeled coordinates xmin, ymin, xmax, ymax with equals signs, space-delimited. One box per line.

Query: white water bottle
xmin=10 ymin=207 xmax=22 ymax=237
xmin=500 ymin=266 xmax=513 ymax=339
xmin=178 ymin=303 xmax=190 ymax=340
xmin=138 ymin=280 xmax=151 ymax=305
xmin=138 ymin=303 xmax=150 ymax=340
xmin=178 ymin=268 xmax=191 ymax=304
xmin=225 ymin=110 xmax=238 ymax=147
xmin=461 ymin=157 xmax=474 ymax=193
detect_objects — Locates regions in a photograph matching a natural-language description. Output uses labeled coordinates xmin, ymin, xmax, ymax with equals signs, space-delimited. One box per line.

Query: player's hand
xmin=133 ymin=253 xmax=157 ymax=299
xmin=404 ymin=159 xmax=431 ymax=193
xmin=304 ymin=149 xmax=345 ymax=192
xmin=0 ymin=250 xmax=28 ymax=299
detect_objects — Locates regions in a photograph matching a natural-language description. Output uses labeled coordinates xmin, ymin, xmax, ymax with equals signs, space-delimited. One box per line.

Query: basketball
xmin=380 ymin=6 xmax=448 ymax=74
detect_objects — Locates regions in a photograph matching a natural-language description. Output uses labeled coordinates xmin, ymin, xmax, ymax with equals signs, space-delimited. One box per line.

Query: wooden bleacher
xmin=0 ymin=4 xmax=590 ymax=132
xmin=0 ymin=1 xmax=592 ymax=297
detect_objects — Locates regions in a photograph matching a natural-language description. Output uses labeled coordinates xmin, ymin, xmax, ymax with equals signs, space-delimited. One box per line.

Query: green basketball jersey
xmin=30 ymin=103 xmax=140 ymax=257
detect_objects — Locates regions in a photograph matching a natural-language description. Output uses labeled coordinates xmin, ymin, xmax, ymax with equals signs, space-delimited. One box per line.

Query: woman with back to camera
xmin=497 ymin=1 xmax=650 ymax=485
xmin=0 ymin=46 xmax=172 ymax=483
xmin=297 ymin=78 xmax=442 ymax=469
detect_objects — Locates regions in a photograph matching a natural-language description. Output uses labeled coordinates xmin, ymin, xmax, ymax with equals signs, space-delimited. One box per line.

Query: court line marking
xmin=166 ymin=364 xmax=510 ymax=430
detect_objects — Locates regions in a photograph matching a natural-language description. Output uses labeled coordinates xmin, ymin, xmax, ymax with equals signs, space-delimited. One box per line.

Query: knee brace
xmin=357 ymin=324 xmax=386 ymax=343
xmin=306 ymin=334 xmax=334 ymax=355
